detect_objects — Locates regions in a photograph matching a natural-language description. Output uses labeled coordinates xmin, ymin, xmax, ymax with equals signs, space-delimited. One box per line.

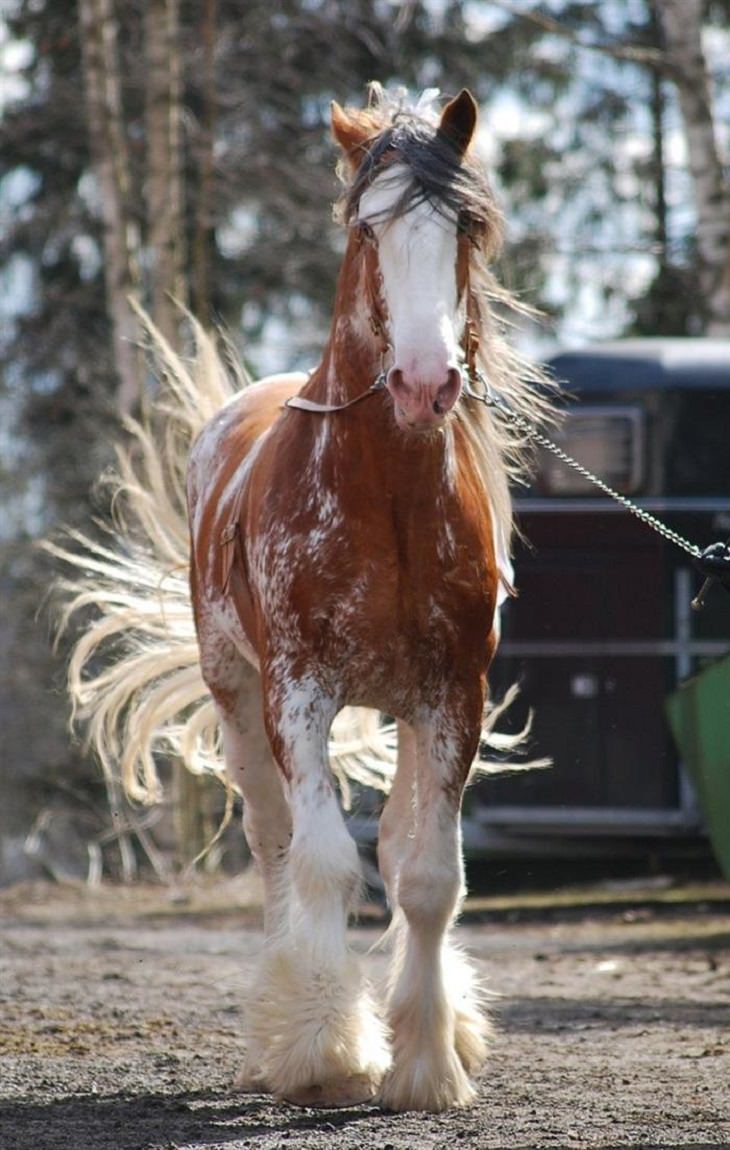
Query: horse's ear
xmin=437 ymin=89 xmax=478 ymax=156
xmin=331 ymin=101 xmax=372 ymax=163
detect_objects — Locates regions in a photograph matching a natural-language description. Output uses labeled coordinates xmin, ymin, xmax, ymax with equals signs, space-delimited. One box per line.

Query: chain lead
xmin=464 ymin=371 xmax=702 ymax=560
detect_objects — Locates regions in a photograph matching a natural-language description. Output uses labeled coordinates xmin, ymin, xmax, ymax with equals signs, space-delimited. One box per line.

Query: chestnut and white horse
xmin=60 ymin=87 xmax=555 ymax=1112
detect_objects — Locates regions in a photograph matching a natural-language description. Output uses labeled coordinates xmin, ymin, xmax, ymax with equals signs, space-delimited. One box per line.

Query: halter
xmin=257 ymin=224 xmax=730 ymax=608
xmin=285 ymin=223 xmax=481 ymax=414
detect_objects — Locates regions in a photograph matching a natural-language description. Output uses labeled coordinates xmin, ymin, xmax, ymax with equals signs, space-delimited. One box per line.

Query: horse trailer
xmin=469 ymin=338 xmax=730 ymax=856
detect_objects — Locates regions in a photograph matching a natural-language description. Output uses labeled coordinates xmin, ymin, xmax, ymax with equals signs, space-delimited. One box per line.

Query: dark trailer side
xmin=473 ymin=338 xmax=730 ymax=857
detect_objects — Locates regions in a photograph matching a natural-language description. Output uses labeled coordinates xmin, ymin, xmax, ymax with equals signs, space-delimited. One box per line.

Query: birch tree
xmin=191 ymin=0 xmax=217 ymax=324
xmin=77 ymin=0 xmax=142 ymax=412
xmin=143 ymin=0 xmax=187 ymax=342
xmin=655 ymin=0 xmax=730 ymax=334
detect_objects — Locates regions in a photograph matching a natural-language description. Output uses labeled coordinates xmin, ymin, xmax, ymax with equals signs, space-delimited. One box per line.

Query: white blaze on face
xmin=358 ymin=165 xmax=464 ymax=430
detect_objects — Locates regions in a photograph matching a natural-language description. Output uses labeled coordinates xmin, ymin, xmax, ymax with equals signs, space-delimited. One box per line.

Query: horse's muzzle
xmin=386 ymin=366 xmax=462 ymax=430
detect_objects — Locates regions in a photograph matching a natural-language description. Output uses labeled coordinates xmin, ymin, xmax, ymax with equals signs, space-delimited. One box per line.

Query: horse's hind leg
xmin=218 ymin=691 xmax=291 ymax=939
xmin=200 ymin=639 xmax=291 ymax=1088
xmin=379 ymin=694 xmax=489 ymax=1112
xmin=377 ymin=720 xmax=417 ymax=909
xmin=250 ymin=673 xmax=389 ymax=1107
xmin=203 ymin=644 xmax=292 ymax=931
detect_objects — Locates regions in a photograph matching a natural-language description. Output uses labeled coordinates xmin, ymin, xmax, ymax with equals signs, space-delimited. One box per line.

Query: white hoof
xmin=282 ymin=1071 xmax=380 ymax=1108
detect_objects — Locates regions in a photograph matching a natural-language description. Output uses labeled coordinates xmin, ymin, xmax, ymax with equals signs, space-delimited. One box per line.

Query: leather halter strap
xmin=220 ymin=486 xmax=247 ymax=595
xmin=457 ymin=229 xmax=482 ymax=387
xmin=285 ymin=374 xmax=387 ymax=413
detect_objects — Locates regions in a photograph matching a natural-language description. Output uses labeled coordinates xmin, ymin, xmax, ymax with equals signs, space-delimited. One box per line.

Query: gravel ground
xmin=1 ymin=877 xmax=729 ymax=1150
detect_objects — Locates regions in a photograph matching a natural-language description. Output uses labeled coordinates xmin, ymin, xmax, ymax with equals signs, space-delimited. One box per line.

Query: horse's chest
xmin=334 ymin=568 xmax=491 ymax=712
xmin=253 ymin=503 xmax=495 ymax=703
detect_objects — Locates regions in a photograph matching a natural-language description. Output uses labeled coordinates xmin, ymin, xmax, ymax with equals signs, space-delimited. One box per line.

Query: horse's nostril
xmin=387 ymin=367 xmax=406 ymax=396
xmin=447 ymin=366 xmax=463 ymax=394
xmin=434 ymin=369 xmax=462 ymax=415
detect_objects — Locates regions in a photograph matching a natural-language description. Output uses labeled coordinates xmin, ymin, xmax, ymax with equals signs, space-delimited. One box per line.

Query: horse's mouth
xmin=394 ymin=404 xmax=451 ymax=434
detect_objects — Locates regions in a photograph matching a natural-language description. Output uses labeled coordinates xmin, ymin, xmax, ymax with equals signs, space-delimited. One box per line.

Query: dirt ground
xmin=1 ymin=875 xmax=729 ymax=1150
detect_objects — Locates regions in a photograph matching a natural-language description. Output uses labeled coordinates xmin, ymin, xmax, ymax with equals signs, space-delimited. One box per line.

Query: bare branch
xmin=488 ymin=1 xmax=672 ymax=72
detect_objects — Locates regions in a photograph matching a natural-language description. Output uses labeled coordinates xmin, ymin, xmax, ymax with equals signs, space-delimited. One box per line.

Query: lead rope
xmin=463 ymin=370 xmax=730 ymax=611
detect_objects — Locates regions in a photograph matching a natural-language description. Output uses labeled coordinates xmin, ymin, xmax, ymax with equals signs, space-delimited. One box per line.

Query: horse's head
xmin=332 ymin=89 xmax=502 ymax=432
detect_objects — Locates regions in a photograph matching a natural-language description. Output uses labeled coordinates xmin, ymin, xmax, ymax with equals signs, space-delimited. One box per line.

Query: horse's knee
xmin=289 ymin=805 xmax=361 ymax=909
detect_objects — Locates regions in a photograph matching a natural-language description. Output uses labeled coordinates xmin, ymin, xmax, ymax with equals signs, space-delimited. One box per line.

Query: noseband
xmin=285 ymin=222 xmax=482 ymax=414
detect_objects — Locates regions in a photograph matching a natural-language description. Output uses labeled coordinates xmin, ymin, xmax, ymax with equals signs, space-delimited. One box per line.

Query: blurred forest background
xmin=1 ymin=0 xmax=729 ymax=883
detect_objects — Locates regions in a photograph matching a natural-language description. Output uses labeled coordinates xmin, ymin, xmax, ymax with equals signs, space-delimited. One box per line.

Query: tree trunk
xmin=656 ymin=0 xmax=730 ymax=334
xmin=78 ymin=0 xmax=142 ymax=413
xmin=192 ymin=0 xmax=217 ymax=324
xmin=143 ymin=0 xmax=199 ymax=863
xmin=144 ymin=0 xmax=187 ymax=343
xmin=647 ymin=4 xmax=668 ymax=263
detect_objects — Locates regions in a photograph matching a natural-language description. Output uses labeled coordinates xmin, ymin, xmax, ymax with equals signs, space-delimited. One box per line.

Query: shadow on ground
xmin=0 ymin=1089 xmax=376 ymax=1150
xmin=501 ymin=994 xmax=730 ymax=1034
xmin=1 ymin=1088 xmax=727 ymax=1150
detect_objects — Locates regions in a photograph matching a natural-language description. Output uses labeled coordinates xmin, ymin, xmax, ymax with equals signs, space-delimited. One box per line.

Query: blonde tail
xmin=47 ymin=309 xmax=235 ymax=804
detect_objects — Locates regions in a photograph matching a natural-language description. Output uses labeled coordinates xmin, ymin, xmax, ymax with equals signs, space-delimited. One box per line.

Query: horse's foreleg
xmin=379 ymin=699 xmax=489 ymax=1112
xmin=249 ymin=675 xmax=389 ymax=1107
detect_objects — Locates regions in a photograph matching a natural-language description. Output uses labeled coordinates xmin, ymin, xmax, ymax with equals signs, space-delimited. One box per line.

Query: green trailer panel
xmin=666 ymin=654 xmax=730 ymax=879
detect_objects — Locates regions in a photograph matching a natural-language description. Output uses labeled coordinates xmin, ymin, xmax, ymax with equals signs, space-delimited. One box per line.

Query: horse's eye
xmin=358 ymin=220 xmax=376 ymax=243
xmin=459 ymin=213 xmax=484 ymax=246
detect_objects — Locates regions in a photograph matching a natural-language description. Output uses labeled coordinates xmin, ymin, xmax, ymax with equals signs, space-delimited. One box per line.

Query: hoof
xmin=232 ymin=1066 xmax=270 ymax=1094
xmin=282 ymin=1073 xmax=379 ymax=1108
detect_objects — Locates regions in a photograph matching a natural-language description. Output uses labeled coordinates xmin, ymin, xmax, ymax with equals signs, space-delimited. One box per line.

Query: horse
xmin=57 ymin=86 xmax=556 ymax=1113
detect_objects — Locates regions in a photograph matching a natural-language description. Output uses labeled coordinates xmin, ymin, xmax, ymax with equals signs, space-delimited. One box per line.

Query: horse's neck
xmin=310 ymin=337 xmax=381 ymax=408
xmin=300 ymin=240 xmax=384 ymax=407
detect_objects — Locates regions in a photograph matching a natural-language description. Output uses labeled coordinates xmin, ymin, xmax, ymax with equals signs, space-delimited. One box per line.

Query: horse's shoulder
xmin=209 ymin=370 xmax=309 ymax=430
xmin=190 ymin=371 xmax=308 ymax=470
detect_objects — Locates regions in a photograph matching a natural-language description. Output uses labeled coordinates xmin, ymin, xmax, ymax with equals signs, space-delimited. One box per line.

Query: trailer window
xmin=535 ymin=405 xmax=644 ymax=496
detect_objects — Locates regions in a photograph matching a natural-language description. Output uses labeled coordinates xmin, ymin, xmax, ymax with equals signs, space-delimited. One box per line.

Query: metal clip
xmin=462 ymin=368 xmax=499 ymax=408
xmin=692 ymin=538 xmax=730 ymax=611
